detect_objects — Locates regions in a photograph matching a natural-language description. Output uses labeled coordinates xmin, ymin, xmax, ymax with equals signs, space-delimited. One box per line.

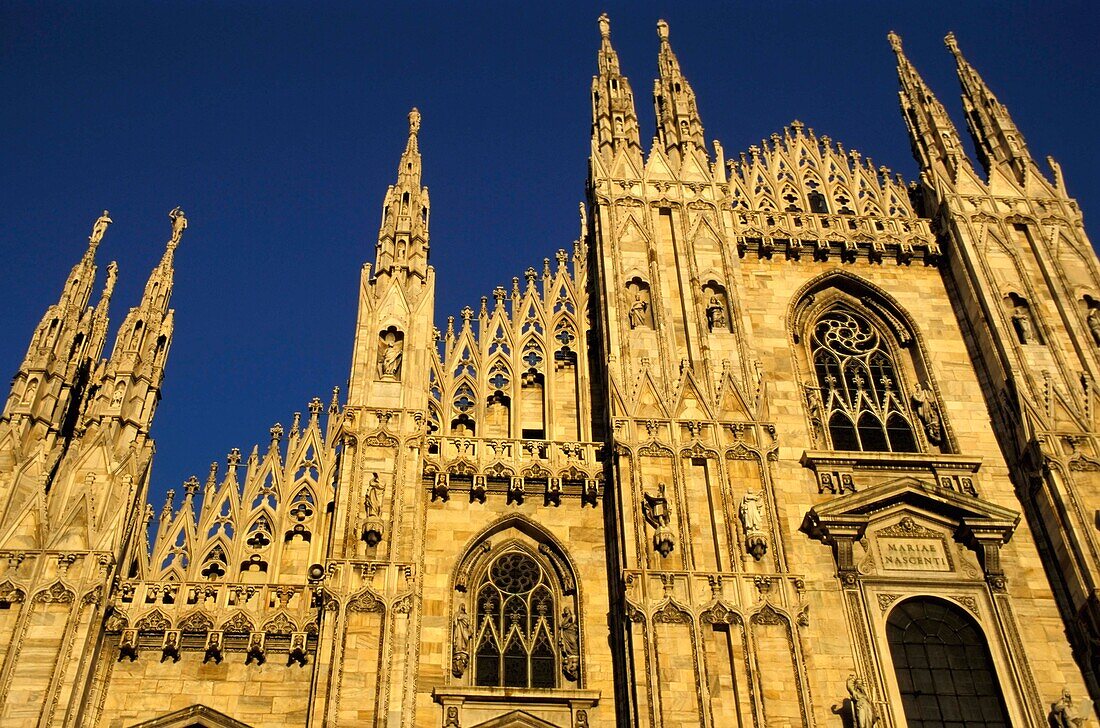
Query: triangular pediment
xmin=127 ymin=704 xmax=251 ymax=728
xmin=469 ymin=710 xmax=562 ymax=728
xmin=804 ymin=475 xmax=1019 ymax=539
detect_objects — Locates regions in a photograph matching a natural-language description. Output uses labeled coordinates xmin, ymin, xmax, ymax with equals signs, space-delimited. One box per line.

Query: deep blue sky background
xmin=2 ymin=1 xmax=1098 ymax=510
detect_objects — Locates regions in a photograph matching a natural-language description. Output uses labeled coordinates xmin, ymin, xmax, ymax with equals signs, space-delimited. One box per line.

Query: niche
xmin=377 ymin=327 xmax=405 ymax=379
xmin=702 ymin=281 xmax=731 ymax=332
xmin=1004 ymin=292 xmax=1041 ymax=345
xmin=485 ymin=393 xmax=511 ymax=438
xmin=626 ymin=277 xmax=652 ymax=329
xmin=1083 ymin=295 xmax=1100 ymax=347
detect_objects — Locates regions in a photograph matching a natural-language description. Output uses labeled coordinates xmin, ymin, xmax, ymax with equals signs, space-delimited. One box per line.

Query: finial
xmin=309 ymin=397 xmax=323 ymax=420
xmin=183 ymin=476 xmax=200 ymax=498
xmin=598 ymin=12 xmax=610 ymax=39
xmin=408 ymin=108 xmax=421 ymax=136
xmin=329 ymin=386 xmax=340 ymax=414
xmin=206 ymin=461 xmax=219 ymax=488
xmin=887 ymin=31 xmax=903 ymax=53
xmin=656 ymin=19 xmax=669 ymax=42
xmin=270 ymin=423 xmax=283 ymax=444
xmin=944 ymin=32 xmax=960 ymax=56
xmin=89 ymin=210 xmax=113 ymax=245
xmin=168 ymin=206 xmax=187 ymax=246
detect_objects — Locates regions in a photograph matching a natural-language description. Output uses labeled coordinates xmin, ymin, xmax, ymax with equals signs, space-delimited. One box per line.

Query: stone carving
xmin=1088 ymin=308 xmax=1100 ymax=347
xmin=1012 ymin=303 xmax=1034 ymax=344
xmin=379 ymin=338 xmax=403 ymax=378
xmin=706 ymin=292 xmax=727 ymax=330
xmin=288 ymin=632 xmax=308 ymax=667
xmin=363 ymin=472 xmax=384 ymax=546
xmin=846 ymin=673 xmax=878 ymax=728
xmin=740 ymin=490 xmax=768 ymax=560
xmin=444 ymin=706 xmax=460 ymax=728
xmin=246 ymin=631 xmax=266 ymax=665
xmin=628 ymin=292 xmax=649 ymax=329
xmin=204 ymin=631 xmax=223 ymax=664
xmin=118 ymin=629 xmax=138 ymax=662
xmin=642 ymin=482 xmax=675 ymax=557
xmin=1051 ymin=688 xmax=1093 ymax=727
xmin=911 ymin=382 xmax=942 ymax=445
xmin=90 ymin=210 xmax=112 ymax=244
xmin=168 ymin=206 xmax=187 ymax=243
xmin=451 ymin=603 xmax=472 ymax=677
xmin=559 ymin=606 xmax=579 ymax=680
xmin=161 ymin=631 xmax=181 ymax=663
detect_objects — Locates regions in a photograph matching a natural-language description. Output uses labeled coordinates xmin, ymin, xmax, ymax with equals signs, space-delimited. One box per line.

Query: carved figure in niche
xmin=706 ymin=293 xmax=727 ymax=330
xmin=111 ymin=384 xmax=124 ymax=407
xmin=739 ymin=490 xmax=763 ymax=532
xmin=559 ymin=606 xmax=580 ymax=680
xmin=642 ymin=482 xmax=675 ymax=557
xmin=364 ymin=472 xmax=382 ymax=519
xmin=846 ymin=674 xmax=878 ymax=728
xmin=1050 ymin=688 xmax=1092 ymax=727
xmin=1011 ymin=302 xmax=1034 ymax=344
xmin=1087 ymin=308 xmax=1100 ymax=347
xmin=628 ymin=292 xmax=649 ymax=329
xmin=378 ymin=336 xmax=403 ymax=378
xmin=740 ymin=491 xmax=768 ymax=560
xmin=22 ymin=379 xmax=37 ymax=405
xmin=451 ymin=604 xmax=472 ymax=677
xmin=910 ymin=382 xmax=942 ymax=445
xmin=168 ymin=206 xmax=187 ymax=243
xmin=90 ymin=210 xmax=112 ymax=244
xmin=288 ymin=632 xmax=307 ymax=667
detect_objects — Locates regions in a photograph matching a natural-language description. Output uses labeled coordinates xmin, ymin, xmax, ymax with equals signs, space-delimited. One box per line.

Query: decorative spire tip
xmin=598 ymin=12 xmax=610 ymax=39
xmin=887 ymin=31 xmax=902 ymax=53
xmin=656 ymin=19 xmax=669 ymax=41
xmin=944 ymin=31 xmax=960 ymax=56
xmin=408 ymin=108 xmax=421 ymax=136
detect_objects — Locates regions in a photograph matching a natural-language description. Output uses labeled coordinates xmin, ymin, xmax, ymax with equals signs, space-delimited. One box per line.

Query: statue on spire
xmin=90 ymin=210 xmax=113 ymax=245
xmin=409 ymin=108 xmax=421 ymax=136
xmin=169 ymin=206 xmax=188 ymax=244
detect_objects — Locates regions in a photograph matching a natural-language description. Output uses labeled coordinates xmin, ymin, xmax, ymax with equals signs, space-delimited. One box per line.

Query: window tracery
xmin=473 ymin=548 xmax=559 ymax=688
xmin=810 ymin=308 xmax=918 ymax=452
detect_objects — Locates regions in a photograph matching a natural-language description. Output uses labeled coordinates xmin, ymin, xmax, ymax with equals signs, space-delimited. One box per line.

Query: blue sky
xmin=2 ymin=1 xmax=1097 ymax=509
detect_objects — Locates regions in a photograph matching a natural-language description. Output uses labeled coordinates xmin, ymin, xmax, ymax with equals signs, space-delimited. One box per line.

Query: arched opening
xmin=887 ymin=597 xmax=1009 ymax=727
xmin=473 ymin=548 xmax=557 ymax=689
xmin=810 ymin=308 xmax=919 ymax=452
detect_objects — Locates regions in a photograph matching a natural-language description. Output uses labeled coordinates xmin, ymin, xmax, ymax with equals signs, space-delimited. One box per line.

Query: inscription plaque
xmin=878 ymin=537 xmax=950 ymax=571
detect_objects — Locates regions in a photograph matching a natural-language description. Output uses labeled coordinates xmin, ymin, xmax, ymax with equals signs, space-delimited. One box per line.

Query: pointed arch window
xmin=474 ymin=549 xmax=558 ymax=688
xmin=811 ymin=308 xmax=918 ymax=452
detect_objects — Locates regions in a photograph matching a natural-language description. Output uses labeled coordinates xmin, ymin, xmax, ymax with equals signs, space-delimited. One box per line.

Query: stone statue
xmin=90 ymin=210 xmax=112 ymax=244
xmin=642 ymin=482 xmax=675 ymax=557
xmin=364 ymin=472 xmax=383 ymax=518
xmin=1050 ymin=688 xmax=1093 ymax=727
xmin=1087 ymin=309 xmax=1100 ymax=347
xmin=706 ymin=294 xmax=727 ymax=330
xmin=739 ymin=491 xmax=763 ymax=533
xmin=379 ymin=339 xmax=403 ymax=378
xmin=168 ymin=206 xmax=188 ymax=243
xmin=846 ymin=673 xmax=876 ymax=728
xmin=1012 ymin=304 xmax=1033 ymax=344
xmin=559 ymin=606 xmax=580 ymax=680
xmin=628 ymin=293 xmax=648 ymax=329
xmin=910 ymin=382 xmax=942 ymax=445
xmin=451 ymin=604 xmax=472 ymax=677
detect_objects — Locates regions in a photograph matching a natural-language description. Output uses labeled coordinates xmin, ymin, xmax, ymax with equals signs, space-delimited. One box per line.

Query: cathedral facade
xmin=2 ymin=15 xmax=1099 ymax=728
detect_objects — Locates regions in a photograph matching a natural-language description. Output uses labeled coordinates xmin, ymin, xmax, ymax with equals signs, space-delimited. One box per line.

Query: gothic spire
xmin=945 ymin=32 xmax=1034 ymax=184
xmin=0 ymin=212 xmax=112 ymax=440
xmin=591 ymin=13 xmax=641 ymax=160
xmin=376 ymin=108 xmax=430 ymax=283
xmin=653 ymin=19 xmax=706 ymax=163
xmin=889 ymin=31 xmax=970 ymax=181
